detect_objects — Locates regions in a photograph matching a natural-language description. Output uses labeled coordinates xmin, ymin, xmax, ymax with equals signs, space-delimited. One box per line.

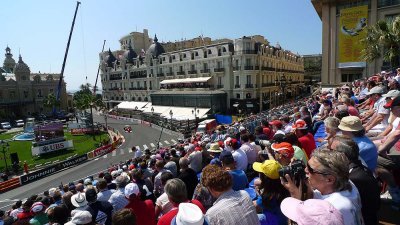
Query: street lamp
xmin=169 ymin=110 xmax=173 ymax=130
xmin=192 ymin=107 xmax=199 ymax=128
xmin=1 ymin=140 xmax=10 ymax=173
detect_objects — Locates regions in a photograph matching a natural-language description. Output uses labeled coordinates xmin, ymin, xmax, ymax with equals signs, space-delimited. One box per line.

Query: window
xmin=378 ymin=0 xmax=400 ymax=8
xmin=180 ymin=66 xmax=183 ymax=72
xmin=144 ymin=81 xmax=147 ymax=88
xmin=191 ymin=65 xmax=195 ymax=71
xmin=23 ymin=91 xmax=28 ymax=98
xmin=217 ymin=61 xmax=222 ymax=68
xmin=247 ymin=75 xmax=251 ymax=84
xmin=208 ymin=49 xmax=212 ymax=54
xmin=169 ymin=67 xmax=173 ymax=73
xmin=222 ymin=47 xmax=226 ymax=52
xmin=235 ymin=59 xmax=239 ymax=68
xmin=203 ymin=63 xmax=208 ymax=70
xmin=195 ymin=52 xmax=199 ymax=56
xmin=235 ymin=76 xmax=239 ymax=85
xmin=131 ymin=82 xmax=133 ymax=87
xmin=341 ymin=73 xmax=361 ymax=82
xmin=246 ymin=58 xmax=251 ymax=66
xmin=218 ymin=77 xmax=222 ymax=85
xmin=183 ymin=54 xmax=186 ymax=58
xmin=137 ymin=81 xmax=140 ymax=88
xmin=236 ymin=93 xmax=240 ymax=99
xmin=37 ymin=89 xmax=42 ymax=97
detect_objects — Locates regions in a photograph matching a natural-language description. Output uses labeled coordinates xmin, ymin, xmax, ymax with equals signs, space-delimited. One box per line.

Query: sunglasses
xmin=307 ymin=163 xmax=330 ymax=176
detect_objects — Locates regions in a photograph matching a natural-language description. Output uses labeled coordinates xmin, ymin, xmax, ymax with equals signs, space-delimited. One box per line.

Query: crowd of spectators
xmin=2 ymin=69 xmax=400 ymax=224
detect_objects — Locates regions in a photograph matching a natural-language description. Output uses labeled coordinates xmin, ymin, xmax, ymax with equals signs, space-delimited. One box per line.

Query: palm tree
xmin=361 ymin=16 xmax=400 ymax=70
xmin=43 ymin=93 xmax=60 ymax=114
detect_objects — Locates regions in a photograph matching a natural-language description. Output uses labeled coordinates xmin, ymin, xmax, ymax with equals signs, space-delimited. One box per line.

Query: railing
xmin=129 ymin=74 xmax=147 ymax=79
xmin=109 ymin=75 xmax=122 ymax=80
xmin=214 ymin=68 xmax=225 ymax=72
xmin=188 ymin=70 xmax=197 ymax=74
xmin=244 ymin=66 xmax=254 ymax=70
xmin=262 ymin=67 xmax=275 ymax=71
xmin=166 ymin=72 xmax=174 ymax=76
xmin=255 ymin=66 xmax=260 ymax=70
xmin=234 ymin=84 xmax=241 ymax=88
xmin=128 ymin=87 xmax=147 ymax=90
xmin=239 ymin=50 xmax=257 ymax=54
xmin=177 ymin=71 xmax=185 ymax=75
xmin=109 ymin=87 xmax=120 ymax=91
xmin=233 ymin=66 xmax=240 ymax=71
xmin=157 ymin=73 xmax=164 ymax=77
xmin=200 ymin=69 xmax=210 ymax=73
xmin=245 ymin=84 xmax=254 ymax=88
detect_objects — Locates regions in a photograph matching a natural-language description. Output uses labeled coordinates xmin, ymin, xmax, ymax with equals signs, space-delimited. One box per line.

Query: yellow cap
xmin=252 ymin=160 xmax=281 ymax=179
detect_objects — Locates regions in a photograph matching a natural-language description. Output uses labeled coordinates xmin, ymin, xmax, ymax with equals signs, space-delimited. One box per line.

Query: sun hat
xmin=239 ymin=126 xmax=246 ymax=132
xmin=65 ymin=210 xmax=93 ymax=225
xmin=207 ymin=143 xmax=223 ymax=153
xmin=171 ymin=203 xmax=208 ymax=225
xmin=252 ymin=160 xmax=282 ymax=179
xmin=124 ymin=183 xmax=140 ymax=198
xmin=70 ymin=192 xmax=88 ymax=208
xmin=367 ymin=86 xmax=384 ymax=95
xmin=292 ymin=119 xmax=307 ymax=129
xmin=338 ymin=116 xmax=364 ymax=132
xmin=383 ymin=90 xmax=400 ymax=99
xmin=280 ymin=197 xmax=344 ymax=225
xmin=30 ymin=202 xmax=46 ymax=214
xmin=111 ymin=170 xmax=119 ymax=178
xmin=271 ymin=142 xmax=294 ymax=159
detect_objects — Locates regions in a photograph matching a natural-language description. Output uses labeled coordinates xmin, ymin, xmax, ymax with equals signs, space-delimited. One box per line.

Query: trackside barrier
xmin=19 ymin=154 xmax=89 ymax=185
xmin=0 ymin=178 xmax=20 ymax=193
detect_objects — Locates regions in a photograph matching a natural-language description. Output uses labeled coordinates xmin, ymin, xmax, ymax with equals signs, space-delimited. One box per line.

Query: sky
xmin=1 ymin=0 xmax=322 ymax=92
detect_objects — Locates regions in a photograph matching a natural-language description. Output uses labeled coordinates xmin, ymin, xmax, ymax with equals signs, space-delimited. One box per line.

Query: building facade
xmin=303 ymin=54 xmax=322 ymax=83
xmin=312 ymin=0 xmax=400 ymax=86
xmin=0 ymin=47 xmax=68 ymax=119
xmin=100 ymin=31 xmax=305 ymax=114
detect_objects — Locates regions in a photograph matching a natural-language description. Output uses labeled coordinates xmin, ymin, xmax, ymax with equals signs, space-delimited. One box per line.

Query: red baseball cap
xmin=271 ymin=142 xmax=294 ymax=159
xmin=269 ymin=120 xmax=283 ymax=128
xmin=292 ymin=119 xmax=308 ymax=130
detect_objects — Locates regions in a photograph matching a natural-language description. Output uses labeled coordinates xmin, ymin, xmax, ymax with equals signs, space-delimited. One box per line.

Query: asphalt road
xmin=0 ymin=114 xmax=180 ymax=210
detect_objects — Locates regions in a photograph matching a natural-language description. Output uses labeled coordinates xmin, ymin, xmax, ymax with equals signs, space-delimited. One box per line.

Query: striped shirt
xmin=206 ymin=189 xmax=260 ymax=225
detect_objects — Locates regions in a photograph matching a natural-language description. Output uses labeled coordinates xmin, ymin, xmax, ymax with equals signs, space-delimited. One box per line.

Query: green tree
xmin=361 ymin=16 xmax=400 ymax=69
xmin=43 ymin=93 xmax=60 ymax=112
xmin=73 ymin=83 xmax=104 ymax=111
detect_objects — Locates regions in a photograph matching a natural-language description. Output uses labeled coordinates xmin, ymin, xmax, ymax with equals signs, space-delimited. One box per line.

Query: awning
xmin=160 ymin=107 xmax=210 ymax=121
xmin=142 ymin=105 xmax=210 ymax=121
xmin=116 ymin=101 xmax=150 ymax=111
xmin=160 ymin=77 xmax=212 ymax=85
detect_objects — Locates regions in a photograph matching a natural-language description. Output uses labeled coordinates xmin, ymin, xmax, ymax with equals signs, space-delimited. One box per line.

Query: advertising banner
xmin=31 ymin=140 xmax=74 ymax=156
xmin=20 ymin=154 xmax=88 ymax=185
xmin=91 ymin=143 xmax=115 ymax=158
xmin=70 ymin=128 xmax=100 ymax=135
xmin=34 ymin=122 xmax=64 ymax=141
xmin=338 ymin=5 xmax=368 ymax=68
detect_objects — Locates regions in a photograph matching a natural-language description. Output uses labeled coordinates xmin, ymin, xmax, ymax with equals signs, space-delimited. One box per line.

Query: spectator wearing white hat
xmin=124 ymin=183 xmax=156 ymax=225
xmin=171 ymin=203 xmax=208 ymax=225
xmin=65 ymin=210 xmax=93 ymax=225
xmin=29 ymin=202 xmax=48 ymax=225
xmin=360 ymin=86 xmax=385 ymax=124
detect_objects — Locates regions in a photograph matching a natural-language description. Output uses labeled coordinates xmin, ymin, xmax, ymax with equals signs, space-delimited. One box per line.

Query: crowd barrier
xmin=0 ymin=178 xmax=20 ymax=193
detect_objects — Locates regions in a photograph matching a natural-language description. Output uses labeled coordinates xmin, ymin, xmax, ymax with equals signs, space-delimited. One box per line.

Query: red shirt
xmin=262 ymin=127 xmax=274 ymax=140
xmin=298 ymin=133 xmax=317 ymax=158
xmin=348 ymin=106 xmax=359 ymax=117
xmin=157 ymin=200 xmax=205 ymax=225
xmin=125 ymin=198 xmax=156 ymax=225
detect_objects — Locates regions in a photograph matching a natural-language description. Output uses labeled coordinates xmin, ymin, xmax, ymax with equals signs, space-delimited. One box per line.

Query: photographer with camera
xmin=280 ymin=150 xmax=364 ymax=225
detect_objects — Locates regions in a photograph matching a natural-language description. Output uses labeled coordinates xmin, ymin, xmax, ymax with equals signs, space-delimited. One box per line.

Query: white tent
xmin=116 ymin=101 xmax=150 ymax=111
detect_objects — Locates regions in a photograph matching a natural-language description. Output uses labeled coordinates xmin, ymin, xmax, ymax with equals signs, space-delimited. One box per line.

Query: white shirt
xmin=155 ymin=192 xmax=174 ymax=216
xmin=232 ymin=149 xmax=248 ymax=171
xmin=371 ymin=97 xmax=390 ymax=131
xmin=188 ymin=151 xmax=203 ymax=173
xmin=313 ymin=182 xmax=364 ymax=225
xmin=134 ymin=148 xmax=143 ymax=159
xmin=239 ymin=142 xmax=257 ymax=165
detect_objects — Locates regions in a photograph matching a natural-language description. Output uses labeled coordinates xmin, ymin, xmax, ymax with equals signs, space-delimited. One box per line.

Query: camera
xmin=278 ymin=160 xmax=306 ymax=183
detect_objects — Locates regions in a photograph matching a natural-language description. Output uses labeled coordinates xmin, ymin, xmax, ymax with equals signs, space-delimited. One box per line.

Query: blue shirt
xmin=229 ymin=169 xmax=248 ymax=191
xmin=352 ymin=136 xmax=378 ymax=171
xmin=255 ymin=196 xmax=287 ymax=225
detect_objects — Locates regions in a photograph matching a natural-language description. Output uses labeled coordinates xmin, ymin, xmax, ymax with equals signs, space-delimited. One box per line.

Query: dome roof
xmin=123 ymin=44 xmax=137 ymax=64
xmin=14 ymin=55 xmax=30 ymax=74
xmin=147 ymin=34 xmax=165 ymax=59
xmin=104 ymin=49 xmax=117 ymax=67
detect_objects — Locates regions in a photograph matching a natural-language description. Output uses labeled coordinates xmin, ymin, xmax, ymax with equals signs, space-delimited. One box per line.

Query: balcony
xmin=233 ymin=67 xmax=240 ymax=71
xmin=109 ymin=74 xmax=122 ymax=81
xmin=262 ymin=67 xmax=275 ymax=71
xmin=177 ymin=71 xmax=185 ymax=75
xmin=245 ymin=84 xmax=254 ymax=88
xmin=214 ymin=68 xmax=225 ymax=72
xmin=244 ymin=66 xmax=254 ymax=70
xmin=255 ymin=66 xmax=260 ymax=70
xmin=234 ymin=84 xmax=241 ymax=88
xmin=188 ymin=70 xmax=197 ymax=74
xmin=241 ymin=50 xmax=257 ymax=54
xmin=157 ymin=73 xmax=164 ymax=77
xmin=128 ymin=87 xmax=147 ymax=90
xmin=200 ymin=69 xmax=210 ymax=73
xmin=262 ymin=83 xmax=275 ymax=87
xmin=216 ymin=85 xmax=224 ymax=89
xmin=166 ymin=72 xmax=174 ymax=76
